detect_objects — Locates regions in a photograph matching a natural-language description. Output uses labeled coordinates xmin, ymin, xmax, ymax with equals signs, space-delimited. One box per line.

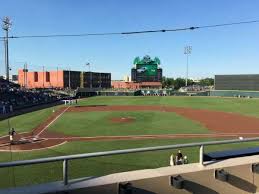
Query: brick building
xmin=18 ymin=69 xmax=111 ymax=89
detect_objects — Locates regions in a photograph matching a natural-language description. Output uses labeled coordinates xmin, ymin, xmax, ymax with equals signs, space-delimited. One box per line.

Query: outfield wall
xmin=210 ymin=90 xmax=259 ymax=98
xmin=98 ymin=90 xmax=142 ymax=96
xmin=215 ymin=74 xmax=259 ymax=91
xmin=77 ymin=88 xmax=259 ymax=98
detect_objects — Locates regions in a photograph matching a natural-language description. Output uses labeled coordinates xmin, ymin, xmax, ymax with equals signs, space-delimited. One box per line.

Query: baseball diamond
xmin=1 ymin=96 xmax=259 ymax=188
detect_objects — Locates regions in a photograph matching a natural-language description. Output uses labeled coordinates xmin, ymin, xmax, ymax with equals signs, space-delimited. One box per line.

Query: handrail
xmin=1 ymin=137 xmax=259 ymax=185
xmin=1 ymin=137 xmax=259 ymax=168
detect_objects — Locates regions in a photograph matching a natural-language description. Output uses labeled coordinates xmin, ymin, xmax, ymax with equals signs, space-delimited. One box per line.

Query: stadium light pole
xmin=42 ymin=66 xmax=45 ymax=88
xmin=68 ymin=67 xmax=71 ymax=90
xmin=184 ymin=46 xmax=192 ymax=87
xmin=56 ymin=66 xmax=58 ymax=89
xmin=2 ymin=17 xmax=11 ymax=81
xmin=23 ymin=63 xmax=28 ymax=88
xmin=86 ymin=63 xmax=92 ymax=88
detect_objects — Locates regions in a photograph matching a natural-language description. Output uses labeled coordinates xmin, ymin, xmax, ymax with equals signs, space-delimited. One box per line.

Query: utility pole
xmin=25 ymin=63 xmax=27 ymax=88
xmin=23 ymin=63 xmax=28 ymax=88
xmin=86 ymin=63 xmax=92 ymax=88
xmin=184 ymin=46 xmax=192 ymax=87
xmin=2 ymin=17 xmax=11 ymax=81
xmin=23 ymin=64 xmax=26 ymax=88
xmin=68 ymin=67 xmax=71 ymax=89
xmin=56 ymin=66 xmax=58 ymax=88
xmin=99 ymin=73 xmax=101 ymax=88
xmin=43 ymin=66 xmax=45 ymax=88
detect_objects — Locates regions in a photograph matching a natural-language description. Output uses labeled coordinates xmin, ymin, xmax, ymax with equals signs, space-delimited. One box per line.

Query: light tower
xmin=86 ymin=62 xmax=92 ymax=88
xmin=2 ymin=17 xmax=12 ymax=81
xmin=184 ymin=45 xmax=192 ymax=87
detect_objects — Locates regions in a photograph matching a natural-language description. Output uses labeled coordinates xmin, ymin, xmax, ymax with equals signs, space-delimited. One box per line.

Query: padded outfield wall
xmin=99 ymin=90 xmax=142 ymax=96
xmin=210 ymin=90 xmax=259 ymax=98
xmin=215 ymin=74 xmax=259 ymax=91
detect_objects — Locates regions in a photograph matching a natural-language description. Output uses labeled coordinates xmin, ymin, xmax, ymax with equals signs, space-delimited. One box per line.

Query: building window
xmin=46 ymin=72 xmax=50 ymax=82
xmin=34 ymin=72 xmax=38 ymax=82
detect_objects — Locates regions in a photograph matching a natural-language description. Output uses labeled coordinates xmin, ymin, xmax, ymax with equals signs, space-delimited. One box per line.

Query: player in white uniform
xmin=9 ymin=128 xmax=16 ymax=144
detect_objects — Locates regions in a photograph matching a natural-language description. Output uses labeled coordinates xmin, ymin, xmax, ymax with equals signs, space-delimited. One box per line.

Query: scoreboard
xmin=131 ymin=55 xmax=162 ymax=82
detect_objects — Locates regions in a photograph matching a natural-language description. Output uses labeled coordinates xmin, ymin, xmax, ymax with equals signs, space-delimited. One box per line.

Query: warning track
xmin=1 ymin=105 xmax=259 ymax=152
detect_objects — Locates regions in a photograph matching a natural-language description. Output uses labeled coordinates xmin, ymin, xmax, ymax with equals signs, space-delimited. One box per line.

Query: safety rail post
xmin=63 ymin=159 xmax=68 ymax=185
xmin=199 ymin=145 xmax=204 ymax=165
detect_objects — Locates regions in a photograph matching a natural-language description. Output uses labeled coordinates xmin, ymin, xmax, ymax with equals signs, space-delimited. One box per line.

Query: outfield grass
xmin=48 ymin=111 xmax=209 ymax=136
xmin=78 ymin=96 xmax=259 ymax=117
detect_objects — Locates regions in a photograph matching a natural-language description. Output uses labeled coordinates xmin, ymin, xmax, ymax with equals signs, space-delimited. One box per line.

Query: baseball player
xmin=9 ymin=128 xmax=16 ymax=145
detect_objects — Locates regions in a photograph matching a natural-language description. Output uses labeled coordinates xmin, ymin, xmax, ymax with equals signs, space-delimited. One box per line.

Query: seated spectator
xmin=175 ymin=150 xmax=183 ymax=165
xmin=183 ymin=155 xmax=188 ymax=164
xmin=175 ymin=150 xmax=187 ymax=165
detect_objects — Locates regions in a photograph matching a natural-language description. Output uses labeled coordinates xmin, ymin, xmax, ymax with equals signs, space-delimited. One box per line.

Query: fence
xmin=1 ymin=137 xmax=259 ymax=186
xmin=210 ymin=90 xmax=259 ymax=98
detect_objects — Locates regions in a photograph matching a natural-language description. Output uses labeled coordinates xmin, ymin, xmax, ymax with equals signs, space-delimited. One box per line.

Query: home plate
xmin=13 ymin=137 xmax=44 ymax=145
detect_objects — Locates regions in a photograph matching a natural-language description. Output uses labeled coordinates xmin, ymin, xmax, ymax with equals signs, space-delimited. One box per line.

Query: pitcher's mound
xmin=110 ymin=117 xmax=135 ymax=123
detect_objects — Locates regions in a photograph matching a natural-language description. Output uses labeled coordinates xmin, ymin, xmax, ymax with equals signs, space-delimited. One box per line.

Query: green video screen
xmin=136 ymin=64 xmax=157 ymax=76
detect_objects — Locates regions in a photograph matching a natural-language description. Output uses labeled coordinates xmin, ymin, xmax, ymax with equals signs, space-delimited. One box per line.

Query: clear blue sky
xmin=0 ymin=0 xmax=259 ymax=80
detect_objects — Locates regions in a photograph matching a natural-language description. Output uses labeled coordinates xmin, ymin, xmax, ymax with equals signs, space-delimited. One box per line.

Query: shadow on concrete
xmin=119 ymin=183 xmax=157 ymax=194
xmin=227 ymin=174 xmax=257 ymax=193
xmin=183 ymin=180 xmax=219 ymax=194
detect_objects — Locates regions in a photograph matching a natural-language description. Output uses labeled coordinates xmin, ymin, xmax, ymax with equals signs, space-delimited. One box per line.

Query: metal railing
xmin=1 ymin=137 xmax=259 ymax=185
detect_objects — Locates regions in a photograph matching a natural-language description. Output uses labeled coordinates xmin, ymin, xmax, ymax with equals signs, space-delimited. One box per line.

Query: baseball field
xmin=1 ymin=96 xmax=259 ymax=188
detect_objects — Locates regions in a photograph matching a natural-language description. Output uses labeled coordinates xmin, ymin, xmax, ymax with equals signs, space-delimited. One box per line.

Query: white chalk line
xmin=43 ymin=132 xmax=259 ymax=140
xmin=36 ymin=106 xmax=70 ymax=136
xmin=0 ymin=106 xmax=69 ymax=139
xmin=0 ymin=141 xmax=67 ymax=152
xmin=43 ymin=133 xmax=241 ymax=141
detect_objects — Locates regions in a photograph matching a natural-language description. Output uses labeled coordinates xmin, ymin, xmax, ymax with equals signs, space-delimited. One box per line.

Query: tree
xmin=173 ymin=78 xmax=186 ymax=90
xmin=162 ymin=77 xmax=174 ymax=88
xmin=162 ymin=77 xmax=195 ymax=89
xmin=199 ymin=78 xmax=214 ymax=86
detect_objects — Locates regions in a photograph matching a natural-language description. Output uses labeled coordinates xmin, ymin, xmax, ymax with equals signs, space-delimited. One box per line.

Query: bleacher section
xmin=0 ymin=78 xmax=61 ymax=115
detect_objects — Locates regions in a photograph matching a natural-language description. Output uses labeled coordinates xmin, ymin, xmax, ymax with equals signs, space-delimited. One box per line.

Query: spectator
xmin=175 ymin=150 xmax=183 ymax=165
xmin=183 ymin=155 xmax=188 ymax=164
xmin=170 ymin=154 xmax=175 ymax=166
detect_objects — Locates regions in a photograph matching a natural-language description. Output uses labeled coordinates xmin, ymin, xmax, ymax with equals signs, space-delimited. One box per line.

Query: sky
xmin=0 ymin=0 xmax=259 ymax=80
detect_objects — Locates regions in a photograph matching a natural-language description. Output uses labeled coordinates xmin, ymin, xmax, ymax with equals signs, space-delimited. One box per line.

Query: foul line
xmin=37 ymin=106 xmax=70 ymax=136
xmin=44 ymin=133 xmax=240 ymax=141
xmin=0 ymin=141 xmax=67 ymax=152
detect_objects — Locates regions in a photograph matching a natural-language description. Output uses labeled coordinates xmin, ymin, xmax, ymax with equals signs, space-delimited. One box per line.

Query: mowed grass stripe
xmin=47 ymin=111 xmax=209 ymax=136
xmin=79 ymin=96 xmax=259 ymax=117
